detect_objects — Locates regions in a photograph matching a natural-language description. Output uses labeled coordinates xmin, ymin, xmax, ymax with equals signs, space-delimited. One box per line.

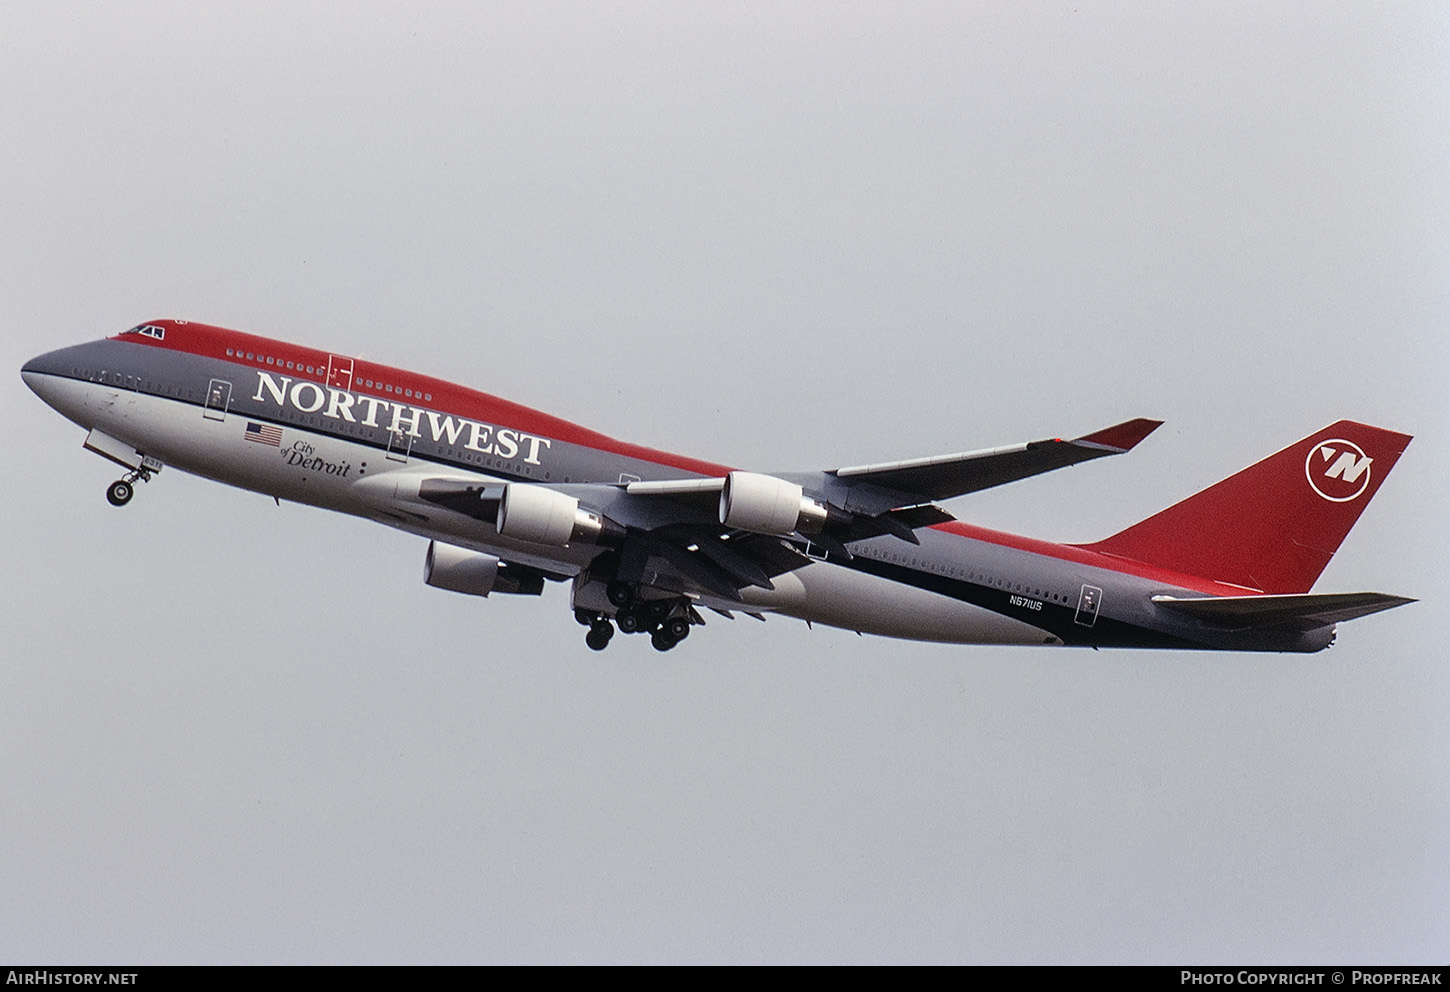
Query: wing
xmin=405 ymin=417 xmax=1162 ymax=605
xmin=829 ymin=418 xmax=1163 ymax=506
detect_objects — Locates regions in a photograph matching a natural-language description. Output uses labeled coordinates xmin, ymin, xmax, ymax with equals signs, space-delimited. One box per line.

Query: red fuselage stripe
xmin=117 ymin=320 xmax=735 ymax=478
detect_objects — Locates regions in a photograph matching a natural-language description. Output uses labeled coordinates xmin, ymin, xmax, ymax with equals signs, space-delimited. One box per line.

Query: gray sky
xmin=2 ymin=1 xmax=1446 ymax=964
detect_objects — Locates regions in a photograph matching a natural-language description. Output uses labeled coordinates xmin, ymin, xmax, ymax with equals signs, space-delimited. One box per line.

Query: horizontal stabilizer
xmin=1151 ymin=592 xmax=1415 ymax=631
xmin=831 ymin=418 xmax=1162 ymax=502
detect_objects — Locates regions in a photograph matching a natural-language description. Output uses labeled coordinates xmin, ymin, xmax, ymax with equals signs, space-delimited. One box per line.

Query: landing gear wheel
xmin=644 ymin=599 xmax=671 ymax=622
xmin=665 ymin=616 xmax=690 ymax=642
xmin=585 ymin=626 xmax=613 ymax=651
xmin=106 ymin=480 xmax=134 ymax=506
xmin=617 ymin=612 xmax=640 ymax=634
xmin=651 ymin=628 xmax=678 ymax=652
xmin=606 ymin=581 xmax=635 ymax=608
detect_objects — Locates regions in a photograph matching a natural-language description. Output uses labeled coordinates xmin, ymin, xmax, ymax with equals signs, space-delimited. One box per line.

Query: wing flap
xmin=625 ymin=478 xmax=725 ymax=496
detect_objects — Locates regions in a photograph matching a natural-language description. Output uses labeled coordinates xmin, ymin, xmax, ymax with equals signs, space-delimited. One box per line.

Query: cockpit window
xmin=122 ymin=324 xmax=166 ymax=341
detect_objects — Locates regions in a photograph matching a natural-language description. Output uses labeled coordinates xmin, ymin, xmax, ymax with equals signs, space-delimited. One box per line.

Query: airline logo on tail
xmin=1307 ymin=439 xmax=1372 ymax=502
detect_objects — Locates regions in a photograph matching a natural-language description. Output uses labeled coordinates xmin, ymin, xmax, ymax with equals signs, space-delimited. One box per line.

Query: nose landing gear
xmin=106 ymin=479 xmax=134 ymax=506
xmin=105 ymin=466 xmax=154 ymax=507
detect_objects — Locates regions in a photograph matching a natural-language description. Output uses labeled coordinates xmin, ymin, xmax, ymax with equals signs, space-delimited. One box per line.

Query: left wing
xmin=414 ymin=477 xmax=815 ymax=600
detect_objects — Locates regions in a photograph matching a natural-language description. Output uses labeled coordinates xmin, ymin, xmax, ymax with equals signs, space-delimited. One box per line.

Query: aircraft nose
xmin=21 ymin=344 xmax=92 ymax=407
xmin=21 ymin=353 xmax=51 ymax=394
xmin=21 ymin=349 xmax=65 ymax=395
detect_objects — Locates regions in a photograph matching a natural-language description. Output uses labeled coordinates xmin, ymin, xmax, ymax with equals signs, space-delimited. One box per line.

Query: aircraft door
xmin=1075 ymin=584 xmax=1102 ymax=627
xmin=386 ymin=428 xmax=412 ymax=463
xmin=326 ymin=355 xmax=354 ymax=391
xmin=204 ymin=379 xmax=232 ymax=422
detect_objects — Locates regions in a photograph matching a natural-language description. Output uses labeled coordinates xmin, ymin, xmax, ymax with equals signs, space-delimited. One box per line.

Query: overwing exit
xmin=21 ymin=320 xmax=1414 ymax=653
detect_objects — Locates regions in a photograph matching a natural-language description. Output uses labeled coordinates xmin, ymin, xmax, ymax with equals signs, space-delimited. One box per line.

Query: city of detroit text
xmin=253 ymin=371 xmax=552 ymax=465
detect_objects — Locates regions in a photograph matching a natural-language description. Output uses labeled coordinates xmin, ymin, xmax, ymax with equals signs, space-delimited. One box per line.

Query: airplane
xmin=21 ymin=319 xmax=1414 ymax=654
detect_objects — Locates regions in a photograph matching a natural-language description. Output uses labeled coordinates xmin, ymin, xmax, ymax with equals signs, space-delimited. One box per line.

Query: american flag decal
xmin=245 ymin=422 xmax=283 ymax=447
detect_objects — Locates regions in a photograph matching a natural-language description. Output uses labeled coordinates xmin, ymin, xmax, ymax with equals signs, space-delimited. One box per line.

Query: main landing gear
xmin=575 ymin=591 xmax=698 ymax=653
xmin=584 ymin=616 xmax=615 ymax=652
xmin=105 ymin=466 xmax=154 ymax=507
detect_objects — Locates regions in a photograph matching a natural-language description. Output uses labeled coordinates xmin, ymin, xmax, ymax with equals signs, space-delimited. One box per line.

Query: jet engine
xmin=718 ymin=471 xmax=832 ymax=535
xmin=496 ymin=483 xmax=617 ymax=547
xmin=424 ymin=540 xmax=545 ymax=596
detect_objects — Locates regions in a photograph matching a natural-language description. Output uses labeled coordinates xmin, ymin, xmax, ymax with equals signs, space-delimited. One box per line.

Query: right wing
xmin=829 ymin=418 xmax=1163 ymax=506
xmin=401 ymin=417 xmax=1163 ymax=604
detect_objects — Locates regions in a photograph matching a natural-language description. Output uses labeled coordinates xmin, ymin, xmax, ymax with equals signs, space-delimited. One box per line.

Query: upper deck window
xmin=122 ymin=324 xmax=165 ymax=341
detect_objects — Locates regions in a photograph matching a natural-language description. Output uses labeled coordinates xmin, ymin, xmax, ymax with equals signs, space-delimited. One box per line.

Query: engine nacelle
xmin=718 ymin=471 xmax=830 ymax=535
xmin=425 ymin=541 xmax=501 ymax=596
xmin=424 ymin=541 xmax=544 ymax=597
xmin=496 ymin=483 xmax=617 ymax=547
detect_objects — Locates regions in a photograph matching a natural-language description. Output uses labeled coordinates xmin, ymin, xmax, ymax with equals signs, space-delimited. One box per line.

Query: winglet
xmin=1075 ymin=418 xmax=1163 ymax=452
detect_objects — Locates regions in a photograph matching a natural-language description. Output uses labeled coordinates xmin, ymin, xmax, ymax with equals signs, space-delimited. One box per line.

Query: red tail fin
xmin=1079 ymin=421 xmax=1411 ymax=593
